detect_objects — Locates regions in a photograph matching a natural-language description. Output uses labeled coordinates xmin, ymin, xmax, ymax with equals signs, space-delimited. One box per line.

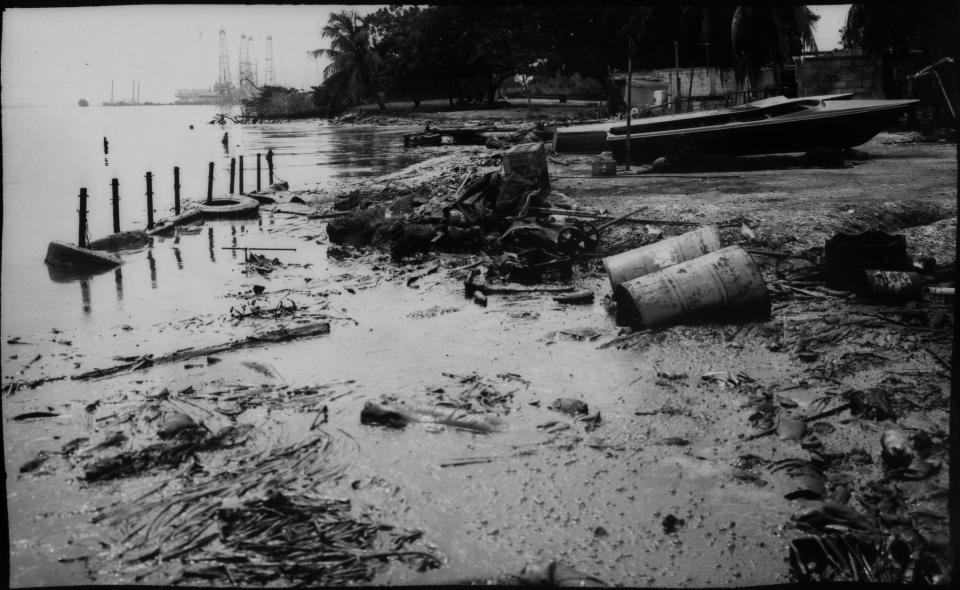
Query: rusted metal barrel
xmin=862 ymin=270 xmax=922 ymax=301
xmin=604 ymin=225 xmax=721 ymax=290
xmin=613 ymin=245 xmax=769 ymax=328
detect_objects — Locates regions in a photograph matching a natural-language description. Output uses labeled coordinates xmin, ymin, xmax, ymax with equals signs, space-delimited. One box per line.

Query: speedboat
xmin=605 ymin=97 xmax=918 ymax=163
xmin=552 ymin=93 xmax=856 ymax=154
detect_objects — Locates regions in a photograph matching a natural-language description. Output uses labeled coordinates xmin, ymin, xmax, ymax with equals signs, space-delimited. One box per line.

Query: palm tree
xmin=729 ymin=6 xmax=819 ymax=94
xmin=310 ymin=11 xmax=386 ymax=112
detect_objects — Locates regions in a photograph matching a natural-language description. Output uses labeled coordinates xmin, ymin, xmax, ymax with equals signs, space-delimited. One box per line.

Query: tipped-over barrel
xmin=613 ymin=245 xmax=769 ymax=328
xmin=604 ymin=225 xmax=722 ymax=290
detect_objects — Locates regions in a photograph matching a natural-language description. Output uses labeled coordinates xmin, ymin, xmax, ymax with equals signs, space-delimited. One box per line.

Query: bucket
xmin=862 ymin=270 xmax=922 ymax=301
xmin=604 ymin=225 xmax=722 ymax=290
xmin=653 ymin=90 xmax=666 ymax=106
xmin=824 ymin=230 xmax=909 ymax=290
xmin=613 ymin=245 xmax=769 ymax=328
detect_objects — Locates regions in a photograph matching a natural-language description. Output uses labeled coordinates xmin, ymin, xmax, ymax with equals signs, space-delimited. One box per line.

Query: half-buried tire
xmin=198 ymin=196 xmax=261 ymax=219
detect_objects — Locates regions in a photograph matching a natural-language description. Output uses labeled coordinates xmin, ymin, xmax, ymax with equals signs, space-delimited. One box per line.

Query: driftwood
xmin=70 ymin=322 xmax=331 ymax=382
xmin=473 ymin=282 xmax=574 ymax=295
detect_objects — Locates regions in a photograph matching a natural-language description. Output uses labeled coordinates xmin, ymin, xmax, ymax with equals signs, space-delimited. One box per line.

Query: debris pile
xmin=90 ymin=432 xmax=440 ymax=585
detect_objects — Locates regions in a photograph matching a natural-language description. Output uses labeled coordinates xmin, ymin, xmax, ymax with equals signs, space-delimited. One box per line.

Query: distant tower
xmin=217 ymin=28 xmax=232 ymax=91
xmin=248 ymin=36 xmax=259 ymax=88
xmin=239 ymin=34 xmax=248 ymax=93
xmin=265 ymin=35 xmax=275 ymax=86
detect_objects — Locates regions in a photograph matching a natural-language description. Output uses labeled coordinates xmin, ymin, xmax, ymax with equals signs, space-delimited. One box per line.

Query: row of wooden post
xmin=77 ymin=149 xmax=275 ymax=245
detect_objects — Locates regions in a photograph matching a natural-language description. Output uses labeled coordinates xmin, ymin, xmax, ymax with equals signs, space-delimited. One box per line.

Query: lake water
xmin=1 ymin=104 xmax=424 ymax=341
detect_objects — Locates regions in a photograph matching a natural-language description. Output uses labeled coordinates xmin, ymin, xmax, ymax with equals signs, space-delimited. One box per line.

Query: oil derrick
xmin=249 ymin=36 xmax=260 ymax=88
xmin=239 ymin=33 xmax=250 ymax=97
xmin=238 ymin=33 xmax=259 ymax=99
xmin=215 ymin=27 xmax=234 ymax=101
xmin=265 ymin=35 xmax=275 ymax=86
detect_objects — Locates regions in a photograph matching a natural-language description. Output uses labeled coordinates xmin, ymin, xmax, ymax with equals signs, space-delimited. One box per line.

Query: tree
xmin=841 ymin=2 xmax=957 ymax=121
xmin=729 ymin=6 xmax=819 ymax=91
xmin=310 ymin=11 xmax=386 ymax=114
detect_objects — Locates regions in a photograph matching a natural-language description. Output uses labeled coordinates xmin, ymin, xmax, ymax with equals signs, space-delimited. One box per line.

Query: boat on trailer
xmin=552 ymin=93 xmax=856 ymax=154
xmin=606 ymin=97 xmax=918 ymax=164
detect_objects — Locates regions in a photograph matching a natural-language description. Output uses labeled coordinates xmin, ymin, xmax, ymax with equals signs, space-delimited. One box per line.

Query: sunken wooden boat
xmin=45 ymin=240 xmax=122 ymax=272
xmin=606 ymin=98 xmax=918 ymax=164
xmin=552 ymin=93 xmax=855 ymax=154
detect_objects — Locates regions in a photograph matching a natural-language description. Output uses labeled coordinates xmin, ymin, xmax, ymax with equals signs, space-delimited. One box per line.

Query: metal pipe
xmin=229 ymin=158 xmax=236 ymax=194
xmin=239 ymin=155 xmax=244 ymax=194
xmin=256 ymin=153 xmax=261 ymax=192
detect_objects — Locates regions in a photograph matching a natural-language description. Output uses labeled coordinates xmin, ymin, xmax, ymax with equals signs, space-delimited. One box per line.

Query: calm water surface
xmin=1 ymin=104 xmax=423 ymax=340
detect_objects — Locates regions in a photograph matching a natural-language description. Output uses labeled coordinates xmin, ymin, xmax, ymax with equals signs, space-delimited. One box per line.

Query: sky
xmin=2 ymin=4 xmax=851 ymax=108
xmin=1 ymin=5 xmax=381 ymax=106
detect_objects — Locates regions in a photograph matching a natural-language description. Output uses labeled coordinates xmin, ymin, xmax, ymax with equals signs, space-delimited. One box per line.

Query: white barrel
xmin=603 ymin=225 xmax=722 ymax=290
xmin=613 ymin=245 xmax=769 ymax=328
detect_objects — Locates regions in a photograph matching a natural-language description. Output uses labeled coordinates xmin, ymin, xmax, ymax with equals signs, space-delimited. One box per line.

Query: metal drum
xmin=862 ymin=270 xmax=922 ymax=301
xmin=603 ymin=225 xmax=722 ymax=290
xmin=613 ymin=245 xmax=769 ymax=328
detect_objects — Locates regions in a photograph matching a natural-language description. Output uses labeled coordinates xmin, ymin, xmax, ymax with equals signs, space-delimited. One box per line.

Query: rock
xmin=777 ymin=418 xmax=807 ymax=441
xmin=20 ymin=450 xmax=51 ymax=473
xmin=652 ymin=156 xmax=670 ymax=170
xmin=880 ymin=430 xmax=912 ymax=468
xmin=662 ymin=514 xmax=685 ymax=533
xmin=549 ymin=398 xmax=588 ymax=416
xmin=158 ymin=412 xmax=198 ymax=439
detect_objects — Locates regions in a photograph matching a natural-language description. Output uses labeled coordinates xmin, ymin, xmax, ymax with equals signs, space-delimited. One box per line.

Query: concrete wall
xmin=799 ymin=53 xmax=883 ymax=98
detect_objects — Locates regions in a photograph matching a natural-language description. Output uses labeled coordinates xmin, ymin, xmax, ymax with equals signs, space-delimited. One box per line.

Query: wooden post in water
xmin=111 ymin=178 xmax=121 ymax=233
xmin=207 ymin=162 xmax=214 ymax=204
xmin=78 ymin=188 xmax=88 ymax=248
xmin=229 ymin=158 xmax=236 ymax=194
xmin=267 ymin=149 xmax=274 ymax=184
xmin=145 ymin=172 xmax=154 ymax=229
xmin=256 ymin=153 xmax=261 ymax=192
xmin=238 ymin=155 xmax=244 ymax=194
xmin=173 ymin=167 xmax=181 ymax=215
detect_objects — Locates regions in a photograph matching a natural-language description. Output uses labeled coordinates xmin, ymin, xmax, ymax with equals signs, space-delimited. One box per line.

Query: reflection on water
xmin=147 ymin=249 xmax=157 ymax=289
xmin=208 ymin=227 xmax=215 ymax=262
xmin=173 ymin=246 xmax=183 ymax=270
xmin=80 ymin=279 xmax=91 ymax=314
xmin=114 ymin=268 xmax=123 ymax=302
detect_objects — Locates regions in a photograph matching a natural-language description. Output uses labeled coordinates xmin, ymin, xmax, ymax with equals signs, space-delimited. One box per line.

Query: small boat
xmin=606 ymin=97 xmax=918 ymax=163
xmin=552 ymin=93 xmax=855 ymax=154
xmin=45 ymin=240 xmax=122 ymax=273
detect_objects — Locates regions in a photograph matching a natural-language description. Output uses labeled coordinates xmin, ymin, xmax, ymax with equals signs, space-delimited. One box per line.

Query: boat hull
xmin=45 ymin=240 xmax=122 ymax=272
xmin=607 ymin=100 xmax=917 ymax=164
xmin=552 ymin=93 xmax=858 ymax=155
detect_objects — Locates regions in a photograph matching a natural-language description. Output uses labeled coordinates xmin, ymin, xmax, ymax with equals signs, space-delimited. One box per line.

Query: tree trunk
xmin=375 ymin=91 xmax=387 ymax=111
xmin=599 ymin=76 xmax=624 ymax=115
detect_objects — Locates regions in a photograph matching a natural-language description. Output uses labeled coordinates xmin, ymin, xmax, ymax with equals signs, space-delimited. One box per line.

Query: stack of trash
xmin=824 ymin=230 xmax=945 ymax=302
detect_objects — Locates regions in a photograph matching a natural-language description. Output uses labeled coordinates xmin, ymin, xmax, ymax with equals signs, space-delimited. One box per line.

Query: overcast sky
xmin=2 ymin=4 xmax=850 ymax=107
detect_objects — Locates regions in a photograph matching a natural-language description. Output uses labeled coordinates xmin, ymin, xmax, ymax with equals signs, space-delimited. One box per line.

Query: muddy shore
xmin=4 ymin=106 xmax=955 ymax=586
